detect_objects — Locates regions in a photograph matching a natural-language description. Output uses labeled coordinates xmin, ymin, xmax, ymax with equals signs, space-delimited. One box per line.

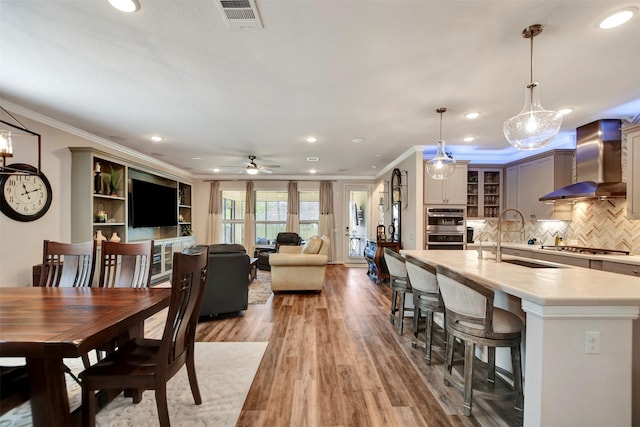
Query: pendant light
xmin=503 ymin=24 xmax=562 ymax=150
xmin=426 ymin=107 xmax=456 ymax=180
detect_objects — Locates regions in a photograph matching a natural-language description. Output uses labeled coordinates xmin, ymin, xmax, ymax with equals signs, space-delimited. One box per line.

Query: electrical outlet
xmin=585 ymin=331 xmax=600 ymax=354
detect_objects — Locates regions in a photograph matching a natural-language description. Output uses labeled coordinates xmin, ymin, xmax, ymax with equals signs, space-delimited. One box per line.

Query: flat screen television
xmin=130 ymin=179 xmax=178 ymax=228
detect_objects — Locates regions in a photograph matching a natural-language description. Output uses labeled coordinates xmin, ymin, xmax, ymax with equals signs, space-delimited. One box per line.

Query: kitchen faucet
xmin=495 ymin=208 xmax=526 ymax=263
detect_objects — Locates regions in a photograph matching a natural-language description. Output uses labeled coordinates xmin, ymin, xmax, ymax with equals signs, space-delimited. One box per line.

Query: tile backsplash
xmin=468 ymin=199 xmax=639 ymax=255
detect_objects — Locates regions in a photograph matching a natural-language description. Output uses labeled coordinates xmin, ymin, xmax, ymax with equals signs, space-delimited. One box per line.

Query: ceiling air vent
xmin=307 ymin=157 xmax=319 ymax=162
xmin=217 ymin=0 xmax=263 ymax=30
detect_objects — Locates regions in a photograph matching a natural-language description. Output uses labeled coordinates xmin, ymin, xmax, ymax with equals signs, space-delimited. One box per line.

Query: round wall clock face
xmin=0 ymin=163 xmax=53 ymax=222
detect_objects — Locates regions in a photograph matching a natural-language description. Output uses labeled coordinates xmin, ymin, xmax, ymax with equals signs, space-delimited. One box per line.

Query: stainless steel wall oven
xmin=425 ymin=207 xmax=466 ymax=250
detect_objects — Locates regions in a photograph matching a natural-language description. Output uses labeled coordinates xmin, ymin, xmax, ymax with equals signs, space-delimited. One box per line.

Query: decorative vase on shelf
xmin=109 ymin=232 xmax=121 ymax=243
xmin=94 ymin=162 xmax=102 ymax=194
xmin=94 ymin=229 xmax=107 ymax=247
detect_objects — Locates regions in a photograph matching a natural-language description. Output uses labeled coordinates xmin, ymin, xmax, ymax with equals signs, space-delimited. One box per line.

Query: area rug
xmin=248 ymin=270 xmax=272 ymax=304
xmin=0 ymin=341 xmax=268 ymax=427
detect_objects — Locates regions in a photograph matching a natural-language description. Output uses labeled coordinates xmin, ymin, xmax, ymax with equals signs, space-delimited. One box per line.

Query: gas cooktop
xmin=540 ymin=245 xmax=630 ymax=255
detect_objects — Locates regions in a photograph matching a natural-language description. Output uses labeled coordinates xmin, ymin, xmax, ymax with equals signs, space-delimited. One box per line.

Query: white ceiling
xmin=1 ymin=0 xmax=640 ymax=179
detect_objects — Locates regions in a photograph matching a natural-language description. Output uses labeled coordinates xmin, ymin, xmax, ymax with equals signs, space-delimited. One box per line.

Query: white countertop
xmin=467 ymin=242 xmax=640 ymax=266
xmin=401 ymin=249 xmax=640 ymax=307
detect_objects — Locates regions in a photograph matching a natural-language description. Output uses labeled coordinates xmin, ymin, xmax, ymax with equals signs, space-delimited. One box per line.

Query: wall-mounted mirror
xmin=390 ymin=168 xmax=401 ymax=244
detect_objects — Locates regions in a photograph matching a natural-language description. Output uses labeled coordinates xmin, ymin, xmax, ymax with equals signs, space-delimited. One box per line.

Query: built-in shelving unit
xmin=70 ymin=148 xmax=195 ymax=283
xmin=178 ymin=182 xmax=193 ymax=237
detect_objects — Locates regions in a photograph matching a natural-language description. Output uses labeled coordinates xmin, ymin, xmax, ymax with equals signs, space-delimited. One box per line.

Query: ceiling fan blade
xmin=260 ymin=168 xmax=274 ymax=174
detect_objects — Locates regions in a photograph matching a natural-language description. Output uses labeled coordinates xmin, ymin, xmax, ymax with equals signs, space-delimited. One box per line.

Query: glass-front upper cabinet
xmin=467 ymin=168 xmax=502 ymax=219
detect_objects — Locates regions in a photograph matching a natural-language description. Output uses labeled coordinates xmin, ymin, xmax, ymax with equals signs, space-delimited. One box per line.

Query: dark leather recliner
xmin=199 ymin=244 xmax=250 ymax=318
xmin=254 ymin=232 xmax=302 ymax=271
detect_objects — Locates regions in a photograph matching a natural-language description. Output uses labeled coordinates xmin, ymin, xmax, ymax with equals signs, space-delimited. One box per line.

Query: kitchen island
xmin=401 ymin=249 xmax=640 ymax=427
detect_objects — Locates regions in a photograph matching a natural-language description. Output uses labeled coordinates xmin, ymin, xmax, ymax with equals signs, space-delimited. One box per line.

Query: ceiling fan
xmin=240 ymin=155 xmax=279 ymax=175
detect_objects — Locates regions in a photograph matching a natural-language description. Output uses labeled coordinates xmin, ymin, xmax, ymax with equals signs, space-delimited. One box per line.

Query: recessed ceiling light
xmin=108 ymin=0 xmax=139 ymax=13
xmin=309 ymin=169 xmax=316 ymax=174
xmin=598 ymin=7 xmax=637 ymax=29
xmin=463 ymin=136 xmax=475 ymax=142
xmin=191 ymin=157 xmax=202 ymax=160
xmin=371 ymin=165 xmax=377 ymax=169
xmin=465 ymin=112 xmax=481 ymax=119
xmin=306 ymin=136 xmax=317 ymax=143
xmin=150 ymin=136 xmax=162 ymax=142
xmin=352 ymin=137 xmax=366 ymax=143
xmin=558 ymin=108 xmax=574 ymax=116
xmin=212 ymin=168 xmax=220 ymax=173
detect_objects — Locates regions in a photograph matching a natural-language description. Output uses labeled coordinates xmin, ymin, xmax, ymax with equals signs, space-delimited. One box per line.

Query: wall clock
xmin=0 ymin=163 xmax=53 ymax=222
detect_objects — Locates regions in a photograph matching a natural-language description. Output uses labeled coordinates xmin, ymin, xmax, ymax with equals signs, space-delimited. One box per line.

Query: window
xmin=221 ymin=191 xmax=245 ymax=244
xmin=255 ymin=191 xmax=287 ymax=245
xmin=299 ymin=191 xmax=319 ymax=240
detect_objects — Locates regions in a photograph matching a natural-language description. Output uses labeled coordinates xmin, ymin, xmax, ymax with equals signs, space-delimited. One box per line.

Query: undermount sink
xmin=502 ymin=259 xmax=563 ymax=269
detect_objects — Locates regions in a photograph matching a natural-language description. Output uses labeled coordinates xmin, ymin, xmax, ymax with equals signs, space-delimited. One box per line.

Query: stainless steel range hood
xmin=539 ymin=119 xmax=625 ymax=202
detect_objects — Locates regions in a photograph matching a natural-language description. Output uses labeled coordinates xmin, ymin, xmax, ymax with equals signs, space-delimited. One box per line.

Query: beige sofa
xmin=269 ymin=235 xmax=330 ymax=291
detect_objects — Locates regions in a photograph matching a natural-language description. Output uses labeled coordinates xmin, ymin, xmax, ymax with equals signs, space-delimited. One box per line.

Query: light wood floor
xmin=152 ymin=264 xmax=520 ymax=426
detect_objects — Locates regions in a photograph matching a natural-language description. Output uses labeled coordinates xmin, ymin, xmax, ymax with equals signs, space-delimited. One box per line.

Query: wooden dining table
xmin=0 ymin=286 xmax=171 ymax=427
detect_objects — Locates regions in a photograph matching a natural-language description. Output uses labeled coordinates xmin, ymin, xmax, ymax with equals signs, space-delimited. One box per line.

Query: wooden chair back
xmin=160 ymin=245 xmax=209 ymax=374
xmin=39 ymin=240 xmax=96 ymax=287
xmin=98 ymin=240 xmax=154 ymax=288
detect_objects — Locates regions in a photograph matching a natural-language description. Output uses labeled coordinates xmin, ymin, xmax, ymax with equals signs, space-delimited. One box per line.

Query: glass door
xmin=344 ymin=185 xmax=370 ymax=263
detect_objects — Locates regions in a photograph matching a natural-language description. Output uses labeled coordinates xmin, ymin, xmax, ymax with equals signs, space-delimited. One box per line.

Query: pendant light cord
xmin=529 ymin=32 xmax=535 ymax=87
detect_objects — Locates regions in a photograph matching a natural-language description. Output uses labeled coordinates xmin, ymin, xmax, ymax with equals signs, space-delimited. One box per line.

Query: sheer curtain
xmin=206 ymin=181 xmax=221 ymax=244
xmin=319 ymin=181 xmax=335 ymax=261
xmin=286 ymin=181 xmax=299 ymax=232
xmin=244 ymin=181 xmax=255 ymax=255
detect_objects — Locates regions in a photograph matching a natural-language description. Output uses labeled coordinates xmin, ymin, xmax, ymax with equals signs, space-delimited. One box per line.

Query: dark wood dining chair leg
xmin=463 ymin=340 xmax=475 ymax=416
xmin=155 ymin=383 xmax=170 ymax=427
xmin=186 ymin=347 xmax=202 ymax=404
xmin=82 ymin=387 xmax=96 ymax=427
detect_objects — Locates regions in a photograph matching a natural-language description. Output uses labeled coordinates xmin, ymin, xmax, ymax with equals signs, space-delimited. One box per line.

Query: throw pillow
xmin=301 ymin=235 xmax=322 ymax=254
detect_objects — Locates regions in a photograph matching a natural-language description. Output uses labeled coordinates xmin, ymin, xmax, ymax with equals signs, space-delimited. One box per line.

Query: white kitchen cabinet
xmin=624 ymin=123 xmax=640 ymax=219
xmin=504 ymin=165 xmax=519 ymax=220
xmin=505 ymin=150 xmax=573 ymax=221
xmin=424 ymin=161 xmax=468 ymax=205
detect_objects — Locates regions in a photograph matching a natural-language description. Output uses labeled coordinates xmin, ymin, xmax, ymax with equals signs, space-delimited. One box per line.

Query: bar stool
xmin=436 ymin=264 xmax=523 ymax=417
xmin=383 ymin=248 xmax=412 ymax=334
xmin=405 ymin=255 xmax=445 ymax=365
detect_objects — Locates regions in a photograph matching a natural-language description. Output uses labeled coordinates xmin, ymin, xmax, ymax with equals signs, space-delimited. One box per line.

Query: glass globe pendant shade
xmin=426 ymin=140 xmax=456 ymax=180
xmin=503 ymin=83 xmax=562 ymax=150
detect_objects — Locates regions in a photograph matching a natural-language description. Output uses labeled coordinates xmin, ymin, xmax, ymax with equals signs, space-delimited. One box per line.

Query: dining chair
xmin=39 ymin=240 xmax=96 ymax=287
xmin=37 ymin=240 xmax=97 ymax=377
xmin=98 ymin=240 xmax=154 ymax=288
xmin=80 ymin=245 xmax=209 ymax=427
xmin=435 ymin=264 xmax=523 ymax=417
